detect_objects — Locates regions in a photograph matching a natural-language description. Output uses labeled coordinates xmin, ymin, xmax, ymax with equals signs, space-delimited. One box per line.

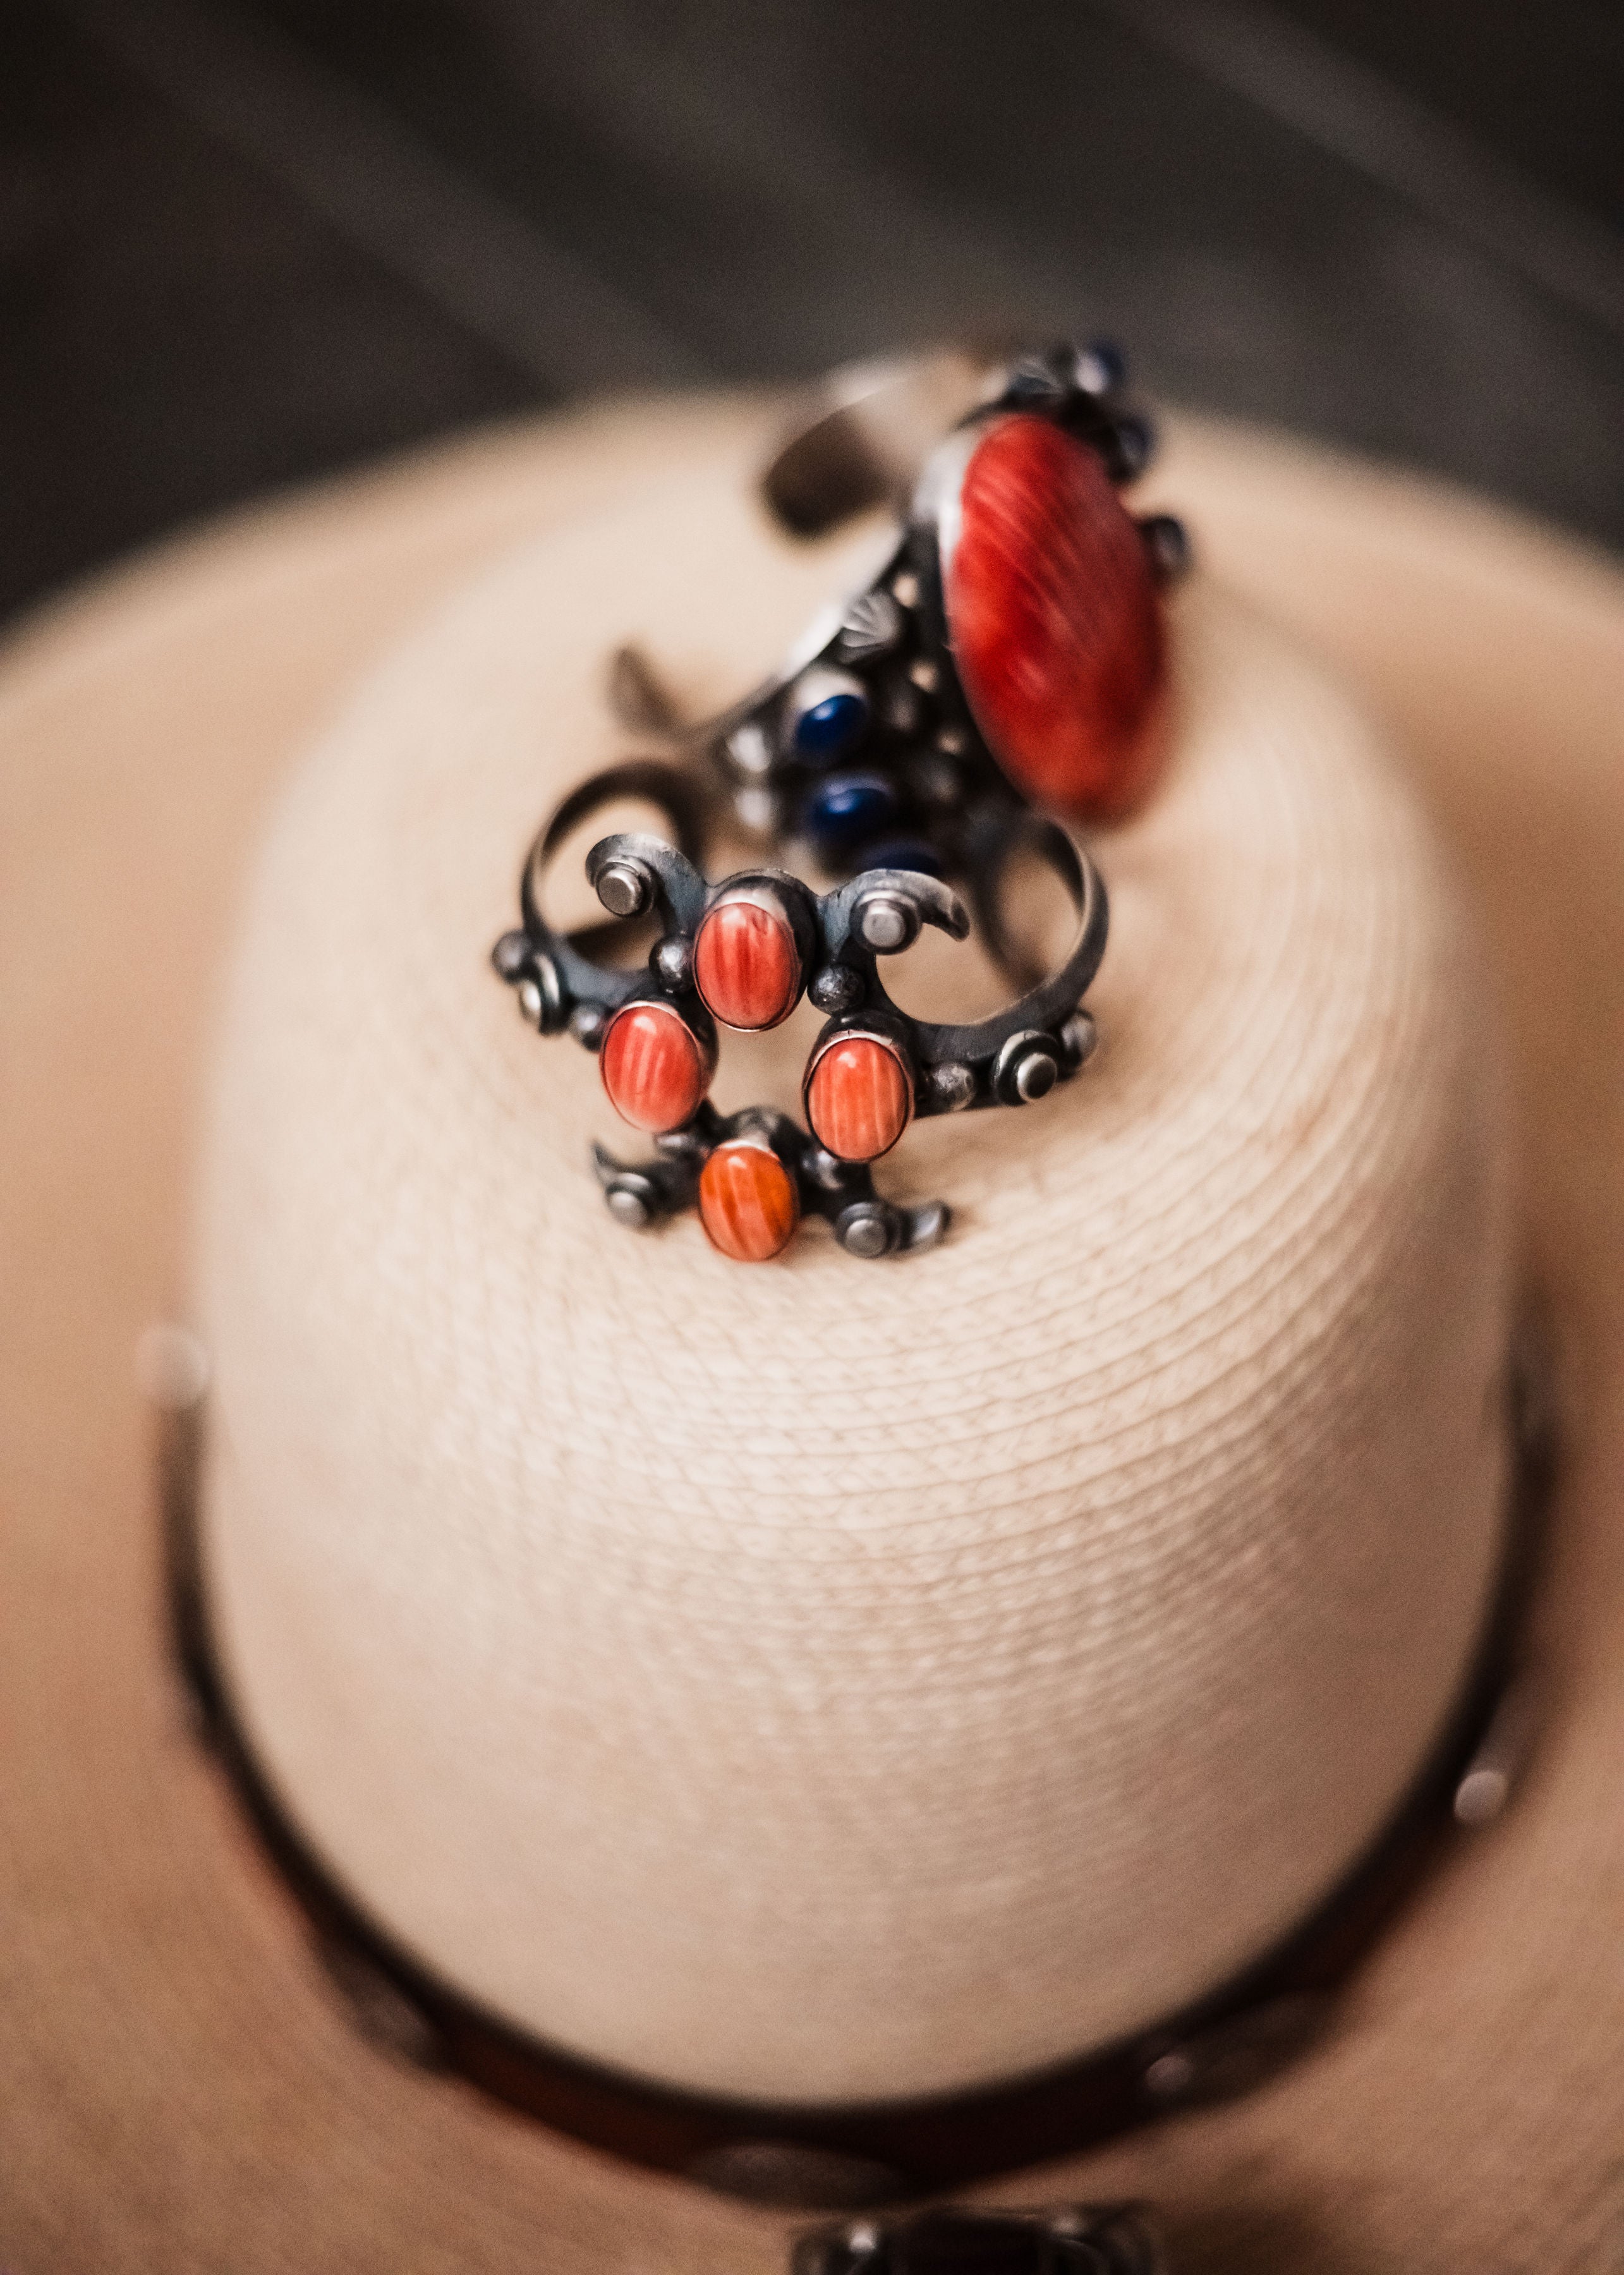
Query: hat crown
xmin=197 ymin=459 xmax=1511 ymax=2108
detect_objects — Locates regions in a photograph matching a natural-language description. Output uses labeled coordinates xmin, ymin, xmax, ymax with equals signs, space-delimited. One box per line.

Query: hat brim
xmin=2 ymin=398 xmax=1621 ymax=2274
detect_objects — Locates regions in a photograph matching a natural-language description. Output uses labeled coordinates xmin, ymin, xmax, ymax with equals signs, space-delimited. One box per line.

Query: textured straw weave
xmin=197 ymin=442 xmax=1509 ymax=2106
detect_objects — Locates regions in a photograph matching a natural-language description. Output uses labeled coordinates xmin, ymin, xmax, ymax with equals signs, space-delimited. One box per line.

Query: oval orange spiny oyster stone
xmin=599 ymin=1001 xmax=710 ymax=1134
xmin=693 ymin=897 xmax=801 ymax=1030
xmin=947 ymin=413 xmax=1164 ymax=819
xmin=805 ymin=1034 xmax=911 ymax=1163
xmin=698 ymin=1140 xmax=801 ymax=1261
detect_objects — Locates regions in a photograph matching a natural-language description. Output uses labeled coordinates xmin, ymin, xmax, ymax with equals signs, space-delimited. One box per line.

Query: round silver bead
xmin=569 ymin=1004 xmax=607 ymax=1051
xmin=928 ymin=1061 xmax=976 ymax=1113
xmin=516 ymin=978 xmax=544 ymax=1026
xmin=492 ymin=928 xmax=530 ymax=980
xmin=651 ymin=934 xmax=693 ymax=992
xmin=907 ymin=1199 xmax=951 ymax=1252
xmin=1061 ymin=1010 xmax=1099 ymax=1069
xmin=809 ymin=963 xmax=863 ymax=1014
xmin=596 ymin=859 xmax=651 ymax=919
xmin=604 ymin=1182 xmax=653 ymax=1228
xmin=724 ymin=720 xmax=773 ymax=779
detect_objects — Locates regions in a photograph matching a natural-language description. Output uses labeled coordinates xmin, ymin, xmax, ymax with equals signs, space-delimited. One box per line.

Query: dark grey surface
xmin=4 ymin=0 xmax=1621 ymax=626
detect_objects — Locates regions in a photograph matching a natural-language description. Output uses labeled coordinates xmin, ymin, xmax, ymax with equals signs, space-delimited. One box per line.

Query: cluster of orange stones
xmin=598 ymin=889 xmax=914 ymax=1262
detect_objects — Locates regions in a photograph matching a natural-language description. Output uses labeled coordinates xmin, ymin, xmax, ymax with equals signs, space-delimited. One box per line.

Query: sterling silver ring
xmin=493 ymin=765 xmax=1106 ymax=1262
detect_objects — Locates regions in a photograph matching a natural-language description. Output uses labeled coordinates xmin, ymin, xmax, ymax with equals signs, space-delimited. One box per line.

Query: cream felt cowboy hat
xmin=2 ymin=375 xmax=1622 ymax=2275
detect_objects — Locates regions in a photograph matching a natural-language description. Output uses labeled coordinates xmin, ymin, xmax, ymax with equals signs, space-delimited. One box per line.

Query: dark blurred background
xmin=4 ymin=0 xmax=1622 ymax=626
